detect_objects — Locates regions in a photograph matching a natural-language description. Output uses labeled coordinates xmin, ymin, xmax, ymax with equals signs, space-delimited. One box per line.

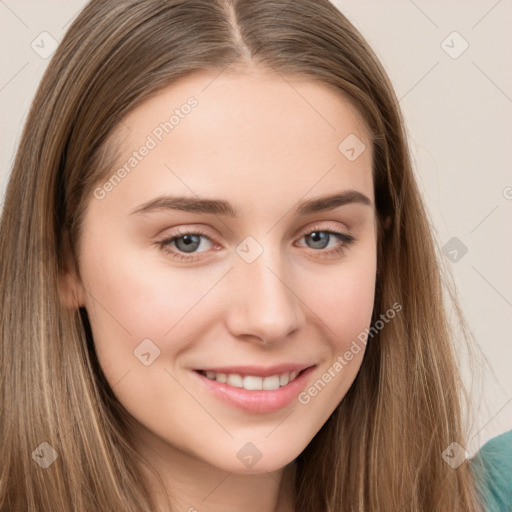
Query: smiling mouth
xmin=193 ymin=365 xmax=316 ymax=413
xmin=195 ymin=368 xmax=308 ymax=391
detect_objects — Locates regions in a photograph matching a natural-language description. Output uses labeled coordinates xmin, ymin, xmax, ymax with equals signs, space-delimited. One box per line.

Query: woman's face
xmin=65 ymin=67 xmax=377 ymax=474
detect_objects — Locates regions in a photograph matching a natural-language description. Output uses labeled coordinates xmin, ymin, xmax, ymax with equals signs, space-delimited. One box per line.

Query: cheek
xmin=307 ymin=245 xmax=377 ymax=350
xmin=324 ymin=270 xmax=375 ymax=330
xmin=294 ymin=247 xmax=376 ymax=416
xmin=79 ymin=238 xmax=224 ymax=384
xmin=79 ymin=242 xmax=222 ymax=434
xmin=82 ymin=236 xmax=219 ymax=332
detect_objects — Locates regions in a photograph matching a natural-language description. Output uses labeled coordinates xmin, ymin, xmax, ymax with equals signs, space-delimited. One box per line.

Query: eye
xmin=156 ymin=228 xmax=215 ymax=261
xmin=155 ymin=224 xmax=356 ymax=262
xmin=296 ymin=224 xmax=356 ymax=259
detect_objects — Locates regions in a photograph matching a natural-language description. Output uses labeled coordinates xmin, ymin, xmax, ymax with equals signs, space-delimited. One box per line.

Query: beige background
xmin=1 ymin=0 xmax=511 ymax=453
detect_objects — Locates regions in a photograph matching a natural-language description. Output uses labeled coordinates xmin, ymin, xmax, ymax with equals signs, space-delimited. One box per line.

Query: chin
xmin=202 ymin=438 xmax=306 ymax=475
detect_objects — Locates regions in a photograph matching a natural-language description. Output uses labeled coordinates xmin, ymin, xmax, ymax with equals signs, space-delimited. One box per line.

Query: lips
xmin=194 ymin=363 xmax=310 ymax=390
xmin=192 ymin=364 xmax=315 ymax=413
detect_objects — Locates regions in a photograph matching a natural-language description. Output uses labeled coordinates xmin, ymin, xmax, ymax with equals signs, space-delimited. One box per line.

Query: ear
xmin=58 ymin=229 xmax=86 ymax=310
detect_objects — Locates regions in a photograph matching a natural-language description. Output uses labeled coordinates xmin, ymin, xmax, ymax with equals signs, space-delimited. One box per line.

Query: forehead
xmin=99 ymin=68 xmax=374 ymax=216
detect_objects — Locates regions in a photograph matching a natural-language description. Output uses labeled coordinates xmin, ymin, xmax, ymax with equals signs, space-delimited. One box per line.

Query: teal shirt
xmin=470 ymin=430 xmax=512 ymax=512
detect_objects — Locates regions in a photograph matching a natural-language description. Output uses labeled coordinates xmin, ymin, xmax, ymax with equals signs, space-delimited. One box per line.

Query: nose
xmin=224 ymin=246 xmax=305 ymax=344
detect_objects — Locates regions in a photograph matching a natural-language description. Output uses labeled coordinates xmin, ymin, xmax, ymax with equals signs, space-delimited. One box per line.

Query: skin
xmin=61 ymin=66 xmax=377 ymax=512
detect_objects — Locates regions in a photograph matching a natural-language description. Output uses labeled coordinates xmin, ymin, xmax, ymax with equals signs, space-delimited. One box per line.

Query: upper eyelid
xmin=166 ymin=222 xmax=350 ymax=241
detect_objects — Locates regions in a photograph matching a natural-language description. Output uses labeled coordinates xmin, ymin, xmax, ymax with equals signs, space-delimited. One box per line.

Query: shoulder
xmin=470 ymin=429 xmax=512 ymax=512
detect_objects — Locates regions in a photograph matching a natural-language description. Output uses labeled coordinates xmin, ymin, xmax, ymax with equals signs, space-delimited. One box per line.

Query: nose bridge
xmin=225 ymin=242 xmax=303 ymax=343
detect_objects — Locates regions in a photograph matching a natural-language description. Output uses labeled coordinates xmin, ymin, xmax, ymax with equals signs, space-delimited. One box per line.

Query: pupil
xmin=309 ymin=231 xmax=328 ymax=249
xmin=177 ymin=234 xmax=199 ymax=252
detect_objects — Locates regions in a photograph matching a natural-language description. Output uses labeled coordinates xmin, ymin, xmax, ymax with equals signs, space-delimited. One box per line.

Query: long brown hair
xmin=0 ymin=0 xmax=487 ymax=510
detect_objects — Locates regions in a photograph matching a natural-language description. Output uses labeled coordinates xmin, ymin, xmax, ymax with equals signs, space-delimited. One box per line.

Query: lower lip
xmin=193 ymin=366 xmax=315 ymax=414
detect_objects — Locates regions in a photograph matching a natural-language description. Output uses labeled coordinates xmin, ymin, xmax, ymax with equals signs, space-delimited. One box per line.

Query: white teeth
xmin=226 ymin=373 xmax=243 ymax=388
xmin=201 ymin=370 xmax=302 ymax=390
xmin=279 ymin=373 xmax=289 ymax=386
xmin=262 ymin=375 xmax=280 ymax=390
xmin=243 ymin=376 xmax=263 ymax=390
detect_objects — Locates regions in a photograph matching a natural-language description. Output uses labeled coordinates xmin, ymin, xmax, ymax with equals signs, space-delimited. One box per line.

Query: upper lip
xmin=195 ymin=364 xmax=314 ymax=377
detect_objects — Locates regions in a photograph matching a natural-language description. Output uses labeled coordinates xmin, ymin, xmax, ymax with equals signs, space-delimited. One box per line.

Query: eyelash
xmin=155 ymin=224 xmax=356 ymax=262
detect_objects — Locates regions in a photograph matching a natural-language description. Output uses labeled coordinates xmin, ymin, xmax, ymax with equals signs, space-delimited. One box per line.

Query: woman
xmin=0 ymin=0 xmax=510 ymax=510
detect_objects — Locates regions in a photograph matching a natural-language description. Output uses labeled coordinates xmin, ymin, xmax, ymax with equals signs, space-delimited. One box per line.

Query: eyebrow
xmin=129 ymin=190 xmax=372 ymax=217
